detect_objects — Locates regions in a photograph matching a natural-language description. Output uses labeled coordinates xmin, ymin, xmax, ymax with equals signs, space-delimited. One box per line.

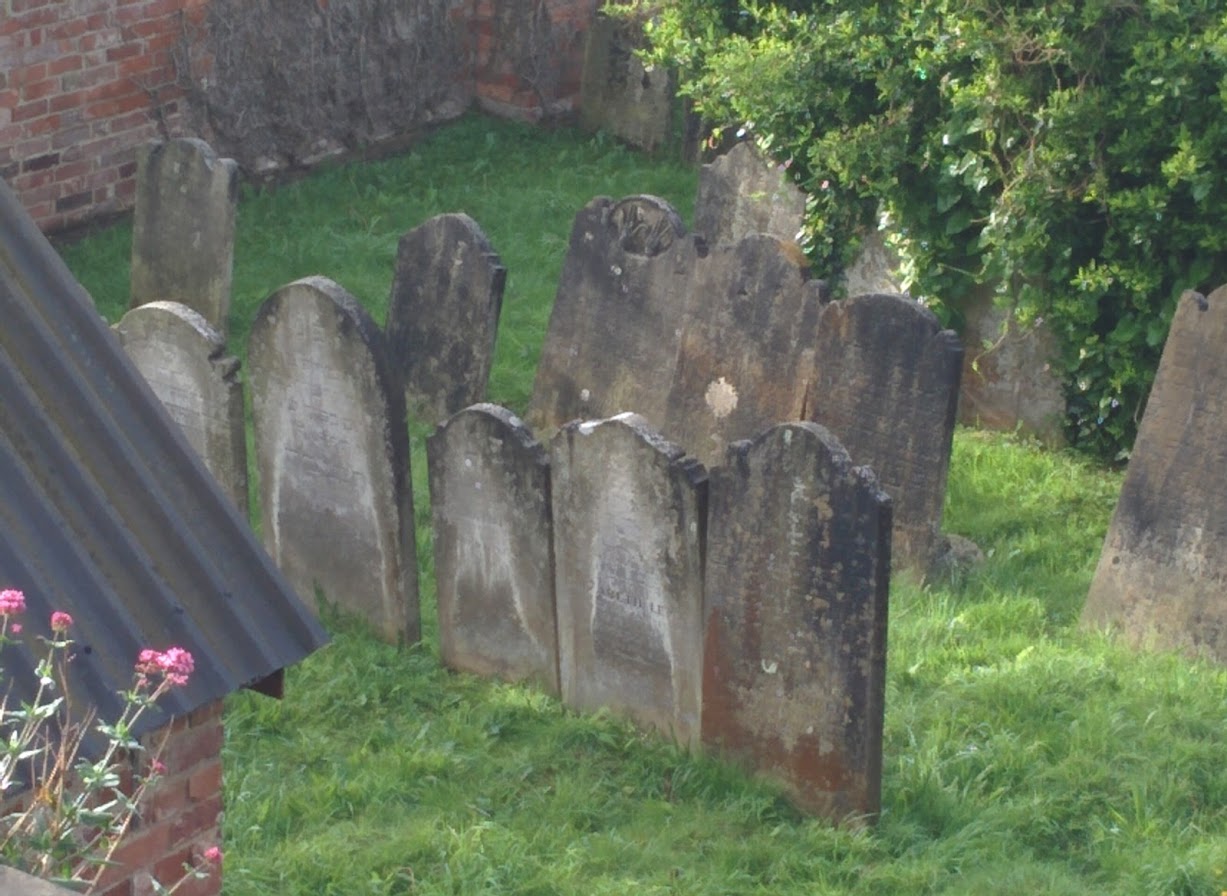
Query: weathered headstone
xmin=130 ymin=139 xmax=238 ymax=333
xmin=664 ymin=234 xmax=828 ymax=468
xmin=1083 ymin=287 xmax=1227 ymax=662
xmin=114 ymin=301 xmax=248 ymax=512
xmin=693 ymin=141 xmax=807 ymax=246
xmin=551 ymin=413 xmax=707 ymax=747
xmin=580 ymin=12 xmax=674 ymax=153
xmin=247 ymin=276 xmax=419 ymax=644
xmin=810 ymin=293 xmax=962 ymax=569
xmin=530 ymin=196 xmax=698 ymax=433
xmin=703 ymin=422 xmax=891 ymax=821
xmin=427 ymin=404 xmax=558 ymax=693
xmin=385 ymin=214 xmax=506 ymax=422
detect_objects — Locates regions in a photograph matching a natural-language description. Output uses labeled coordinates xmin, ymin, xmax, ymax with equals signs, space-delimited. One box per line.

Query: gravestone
xmin=427 ymin=404 xmax=558 ymax=694
xmin=810 ymin=293 xmax=962 ymax=569
xmin=1082 ymin=287 xmax=1227 ymax=663
xmin=385 ymin=214 xmax=506 ymax=422
xmin=693 ymin=141 xmax=807 ymax=246
xmin=114 ymin=301 xmax=248 ymax=512
xmin=703 ymin=422 xmax=891 ymax=821
xmin=580 ymin=12 xmax=673 ymax=153
xmin=130 ymin=139 xmax=238 ymax=333
xmin=530 ymin=196 xmax=698 ymax=433
xmin=247 ymin=276 xmax=419 ymax=644
xmin=664 ymin=234 xmax=828 ymax=468
xmin=551 ymin=413 xmax=707 ymax=747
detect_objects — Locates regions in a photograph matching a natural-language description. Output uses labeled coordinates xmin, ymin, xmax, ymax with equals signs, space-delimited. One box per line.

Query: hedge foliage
xmin=635 ymin=0 xmax=1227 ymax=459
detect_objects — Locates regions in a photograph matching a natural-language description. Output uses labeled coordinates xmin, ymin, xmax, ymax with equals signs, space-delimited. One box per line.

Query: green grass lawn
xmin=60 ymin=113 xmax=1227 ymax=896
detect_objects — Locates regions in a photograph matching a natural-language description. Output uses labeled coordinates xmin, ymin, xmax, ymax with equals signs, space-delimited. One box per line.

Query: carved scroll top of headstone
xmin=607 ymin=195 xmax=686 ymax=256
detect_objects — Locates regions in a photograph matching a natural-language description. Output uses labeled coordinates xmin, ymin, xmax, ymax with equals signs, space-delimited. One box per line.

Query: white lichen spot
xmin=761 ymin=658 xmax=778 ymax=675
xmin=580 ymin=388 xmax=591 ymax=402
xmin=705 ymin=377 xmax=738 ymax=419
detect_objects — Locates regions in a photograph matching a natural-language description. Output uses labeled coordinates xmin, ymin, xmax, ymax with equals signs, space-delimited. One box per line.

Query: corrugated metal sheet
xmin=0 ymin=177 xmax=328 ymax=742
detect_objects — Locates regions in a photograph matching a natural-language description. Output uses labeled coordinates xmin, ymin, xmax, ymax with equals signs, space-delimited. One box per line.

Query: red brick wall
xmin=94 ymin=700 xmax=225 ymax=896
xmin=1 ymin=0 xmax=210 ymax=233
xmin=2 ymin=0 xmax=598 ymax=234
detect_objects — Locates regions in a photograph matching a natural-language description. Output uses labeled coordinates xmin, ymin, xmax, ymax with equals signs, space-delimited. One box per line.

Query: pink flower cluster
xmin=0 ymin=589 xmax=26 ymax=615
xmin=50 ymin=611 xmax=73 ymax=633
xmin=135 ymin=646 xmax=195 ymax=687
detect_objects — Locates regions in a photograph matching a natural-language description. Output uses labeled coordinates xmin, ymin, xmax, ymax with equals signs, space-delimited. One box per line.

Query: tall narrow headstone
xmin=693 ymin=141 xmax=807 ymax=247
xmin=1083 ymin=288 xmax=1227 ymax=662
xmin=427 ymin=404 xmax=558 ymax=694
xmin=703 ymin=423 xmax=891 ymax=821
xmin=579 ymin=13 xmax=674 ymax=153
xmin=530 ymin=196 xmax=698 ymax=433
xmin=551 ymin=413 xmax=707 ymax=747
xmin=664 ymin=234 xmax=828 ymax=468
xmin=115 ymin=301 xmax=248 ymax=512
xmin=385 ymin=214 xmax=506 ymax=422
xmin=247 ymin=276 xmax=419 ymax=644
xmin=810 ymin=293 xmax=962 ymax=569
xmin=130 ymin=139 xmax=238 ymax=333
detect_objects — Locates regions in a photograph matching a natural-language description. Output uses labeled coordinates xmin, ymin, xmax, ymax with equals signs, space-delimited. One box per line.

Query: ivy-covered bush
xmin=636 ymin=0 xmax=1227 ymax=460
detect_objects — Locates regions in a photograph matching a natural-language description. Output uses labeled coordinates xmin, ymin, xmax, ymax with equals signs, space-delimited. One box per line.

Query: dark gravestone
xmin=130 ymin=139 xmax=238 ymax=333
xmin=114 ymin=301 xmax=248 ymax=513
xmin=693 ymin=141 xmax=807 ymax=247
xmin=1083 ymin=288 xmax=1227 ymax=662
xmin=427 ymin=404 xmax=558 ymax=694
xmin=385 ymin=213 xmax=506 ymax=422
xmin=664 ymin=234 xmax=828 ymax=468
xmin=551 ymin=413 xmax=707 ymax=747
xmin=810 ymin=293 xmax=962 ymax=569
xmin=703 ymin=422 xmax=891 ymax=821
xmin=247 ymin=276 xmax=419 ymax=644
xmin=579 ymin=12 xmax=674 ymax=153
xmin=529 ymin=196 xmax=698 ymax=433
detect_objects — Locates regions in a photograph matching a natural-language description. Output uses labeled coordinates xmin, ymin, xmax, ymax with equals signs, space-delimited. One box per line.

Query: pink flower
xmin=149 ymin=759 xmax=167 ymax=776
xmin=0 ymin=589 xmax=26 ymax=615
xmin=203 ymin=845 xmax=222 ymax=865
xmin=50 ymin=611 xmax=73 ymax=633
xmin=134 ymin=647 xmax=194 ymax=687
xmin=10 ymin=624 xmax=22 ymax=635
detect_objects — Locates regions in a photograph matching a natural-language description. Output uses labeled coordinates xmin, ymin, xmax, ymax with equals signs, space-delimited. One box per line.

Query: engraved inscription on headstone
xmin=130 ymin=138 xmax=238 ymax=332
xmin=1083 ymin=287 xmax=1227 ymax=663
xmin=551 ymin=413 xmax=707 ymax=747
xmin=703 ymin=422 xmax=891 ymax=821
xmin=693 ymin=141 xmax=807 ymax=247
xmin=427 ymin=404 xmax=558 ymax=694
xmin=665 ymin=234 xmax=828 ymax=468
xmin=115 ymin=301 xmax=248 ymax=512
xmin=386 ymin=214 xmax=506 ymax=421
xmin=530 ymin=196 xmax=698 ymax=433
xmin=247 ymin=276 xmax=419 ymax=643
xmin=810 ymin=293 xmax=962 ymax=569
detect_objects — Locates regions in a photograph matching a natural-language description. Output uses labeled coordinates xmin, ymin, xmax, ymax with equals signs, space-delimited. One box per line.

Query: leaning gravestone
xmin=247 ymin=276 xmax=419 ymax=644
xmin=703 ymin=422 xmax=891 ymax=821
xmin=385 ymin=214 xmax=506 ymax=421
xmin=693 ymin=141 xmax=807 ymax=247
xmin=427 ymin=404 xmax=558 ymax=694
xmin=810 ymin=293 xmax=962 ymax=569
xmin=115 ymin=301 xmax=248 ymax=512
xmin=664 ymin=234 xmax=828 ymax=469
xmin=530 ymin=196 xmax=699 ymax=433
xmin=130 ymin=138 xmax=238 ymax=333
xmin=1083 ymin=287 xmax=1227 ymax=663
xmin=551 ymin=413 xmax=707 ymax=747
xmin=580 ymin=12 xmax=674 ymax=153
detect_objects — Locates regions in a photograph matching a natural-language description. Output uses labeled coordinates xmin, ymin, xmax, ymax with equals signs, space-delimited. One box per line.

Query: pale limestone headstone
xmin=664 ymin=233 xmax=828 ymax=469
xmin=115 ymin=301 xmax=248 ymax=512
xmin=1083 ymin=287 xmax=1227 ymax=663
xmin=693 ymin=141 xmax=807 ymax=246
xmin=529 ymin=195 xmax=698 ymax=433
xmin=580 ymin=13 xmax=673 ymax=153
xmin=811 ymin=293 xmax=962 ymax=569
xmin=551 ymin=413 xmax=707 ymax=747
xmin=703 ymin=422 xmax=891 ymax=822
xmin=427 ymin=404 xmax=558 ymax=694
xmin=385 ymin=214 xmax=506 ymax=422
xmin=247 ymin=276 xmax=419 ymax=644
xmin=130 ymin=139 xmax=238 ymax=333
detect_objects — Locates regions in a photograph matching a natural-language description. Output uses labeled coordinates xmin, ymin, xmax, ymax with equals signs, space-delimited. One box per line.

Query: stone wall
xmin=2 ymin=0 xmax=599 ymax=233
